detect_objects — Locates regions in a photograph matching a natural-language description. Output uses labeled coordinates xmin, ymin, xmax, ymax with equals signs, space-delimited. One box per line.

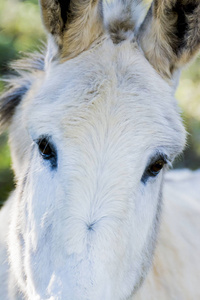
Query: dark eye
xmin=36 ymin=137 xmax=57 ymax=169
xmin=141 ymin=156 xmax=167 ymax=184
xmin=38 ymin=138 xmax=54 ymax=159
xmin=148 ymin=160 xmax=165 ymax=177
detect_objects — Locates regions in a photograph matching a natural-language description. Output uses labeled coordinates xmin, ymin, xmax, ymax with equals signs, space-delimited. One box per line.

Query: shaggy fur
xmin=0 ymin=0 xmax=200 ymax=299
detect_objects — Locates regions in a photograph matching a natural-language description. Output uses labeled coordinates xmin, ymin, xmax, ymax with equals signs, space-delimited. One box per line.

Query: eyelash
xmin=141 ymin=155 xmax=169 ymax=184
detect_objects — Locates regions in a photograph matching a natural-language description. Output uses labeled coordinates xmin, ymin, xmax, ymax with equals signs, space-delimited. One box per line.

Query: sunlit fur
xmin=0 ymin=0 xmax=200 ymax=299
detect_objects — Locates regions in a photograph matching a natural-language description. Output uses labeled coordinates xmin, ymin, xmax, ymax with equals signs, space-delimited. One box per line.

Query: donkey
xmin=0 ymin=0 xmax=200 ymax=299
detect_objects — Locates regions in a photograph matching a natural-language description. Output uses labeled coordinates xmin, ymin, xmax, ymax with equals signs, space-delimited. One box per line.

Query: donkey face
xmin=1 ymin=0 xmax=200 ymax=299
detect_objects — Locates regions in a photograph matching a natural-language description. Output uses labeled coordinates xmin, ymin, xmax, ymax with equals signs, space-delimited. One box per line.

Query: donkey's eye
xmin=37 ymin=138 xmax=56 ymax=160
xmin=141 ymin=156 xmax=167 ymax=184
xmin=36 ymin=137 xmax=57 ymax=169
xmin=148 ymin=160 xmax=165 ymax=177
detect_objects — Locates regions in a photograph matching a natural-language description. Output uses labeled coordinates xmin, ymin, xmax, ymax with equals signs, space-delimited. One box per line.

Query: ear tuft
xmin=104 ymin=0 xmax=145 ymax=44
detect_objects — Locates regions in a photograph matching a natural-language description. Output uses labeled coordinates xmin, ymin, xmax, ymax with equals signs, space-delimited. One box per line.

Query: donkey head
xmin=1 ymin=0 xmax=200 ymax=299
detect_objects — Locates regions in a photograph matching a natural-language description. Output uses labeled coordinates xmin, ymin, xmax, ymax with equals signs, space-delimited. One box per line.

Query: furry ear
xmin=39 ymin=0 xmax=103 ymax=59
xmin=138 ymin=0 xmax=200 ymax=79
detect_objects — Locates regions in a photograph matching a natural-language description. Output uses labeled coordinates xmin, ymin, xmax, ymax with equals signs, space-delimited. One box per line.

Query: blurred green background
xmin=0 ymin=0 xmax=200 ymax=207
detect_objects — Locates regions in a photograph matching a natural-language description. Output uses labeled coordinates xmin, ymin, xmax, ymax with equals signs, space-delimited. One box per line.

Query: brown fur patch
xmin=108 ymin=18 xmax=135 ymax=44
xmin=105 ymin=0 xmax=144 ymax=44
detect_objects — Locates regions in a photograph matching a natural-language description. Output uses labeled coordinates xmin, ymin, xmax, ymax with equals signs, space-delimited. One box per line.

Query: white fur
xmin=135 ymin=170 xmax=200 ymax=300
xmin=0 ymin=0 xmax=199 ymax=299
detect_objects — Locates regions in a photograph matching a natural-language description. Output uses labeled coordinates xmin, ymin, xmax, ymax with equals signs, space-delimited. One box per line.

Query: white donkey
xmin=0 ymin=0 xmax=200 ymax=299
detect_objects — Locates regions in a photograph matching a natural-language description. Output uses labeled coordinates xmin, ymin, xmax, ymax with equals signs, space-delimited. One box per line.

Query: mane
xmin=0 ymin=50 xmax=45 ymax=130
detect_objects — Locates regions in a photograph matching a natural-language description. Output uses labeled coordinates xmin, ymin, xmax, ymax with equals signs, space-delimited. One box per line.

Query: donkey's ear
xmin=39 ymin=0 xmax=103 ymax=59
xmin=138 ymin=0 xmax=200 ymax=79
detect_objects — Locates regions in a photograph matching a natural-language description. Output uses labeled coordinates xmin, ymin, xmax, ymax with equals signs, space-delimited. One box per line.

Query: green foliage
xmin=0 ymin=134 xmax=14 ymax=207
xmin=0 ymin=0 xmax=45 ymax=74
xmin=176 ymin=58 xmax=200 ymax=168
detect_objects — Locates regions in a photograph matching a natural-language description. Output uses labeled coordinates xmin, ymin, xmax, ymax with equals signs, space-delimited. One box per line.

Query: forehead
xmin=27 ymin=39 xmax=185 ymax=157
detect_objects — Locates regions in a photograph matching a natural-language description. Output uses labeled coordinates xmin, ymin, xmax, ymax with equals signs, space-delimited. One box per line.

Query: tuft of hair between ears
xmin=0 ymin=51 xmax=45 ymax=131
